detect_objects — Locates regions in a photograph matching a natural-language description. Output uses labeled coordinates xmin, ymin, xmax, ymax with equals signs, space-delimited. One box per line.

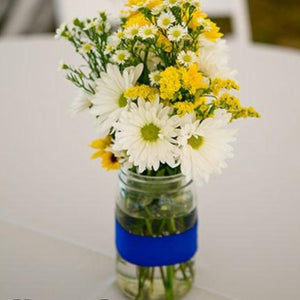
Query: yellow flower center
xmin=162 ymin=18 xmax=171 ymax=26
xmin=118 ymin=93 xmax=127 ymax=107
xmin=117 ymin=31 xmax=124 ymax=38
xmin=183 ymin=54 xmax=192 ymax=62
xmin=82 ymin=43 xmax=92 ymax=52
xmin=118 ymin=53 xmax=126 ymax=61
xmin=188 ymin=135 xmax=204 ymax=150
xmin=153 ymin=73 xmax=161 ymax=83
xmin=172 ymin=29 xmax=181 ymax=38
xmin=144 ymin=28 xmax=153 ymax=36
xmin=141 ymin=123 xmax=160 ymax=142
xmin=130 ymin=28 xmax=139 ymax=35
xmin=106 ymin=45 xmax=114 ymax=51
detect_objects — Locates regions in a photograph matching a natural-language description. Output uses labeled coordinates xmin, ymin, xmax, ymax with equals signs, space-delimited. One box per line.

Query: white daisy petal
xmin=113 ymin=99 xmax=180 ymax=173
xmin=167 ymin=25 xmax=187 ymax=42
xmin=91 ymin=64 xmax=143 ymax=136
xmin=124 ymin=25 xmax=140 ymax=39
xmin=178 ymin=109 xmax=237 ymax=183
xmin=197 ymin=39 xmax=236 ymax=79
xmin=70 ymin=90 xmax=92 ymax=115
xmin=177 ymin=50 xmax=197 ymax=66
xmin=112 ymin=50 xmax=130 ymax=64
xmin=157 ymin=12 xmax=176 ymax=29
xmin=139 ymin=24 xmax=158 ymax=40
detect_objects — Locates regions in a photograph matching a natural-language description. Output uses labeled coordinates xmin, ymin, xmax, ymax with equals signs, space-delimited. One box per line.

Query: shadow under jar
xmin=115 ymin=167 xmax=198 ymax=300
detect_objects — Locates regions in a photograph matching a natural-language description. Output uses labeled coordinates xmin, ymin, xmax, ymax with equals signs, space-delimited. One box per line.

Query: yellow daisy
xmin=101 ymin=151 xmax=120 ymax=171
xmin=90 ymin=136 xmax=111 ymax=159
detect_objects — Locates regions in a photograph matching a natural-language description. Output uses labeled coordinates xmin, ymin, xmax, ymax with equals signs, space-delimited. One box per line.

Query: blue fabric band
xmin=115 ymin=219 xmax=198 ymax=267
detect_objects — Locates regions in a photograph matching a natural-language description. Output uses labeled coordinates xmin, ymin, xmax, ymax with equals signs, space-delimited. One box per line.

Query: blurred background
xmin=0 ymin=0 xmax=299 ymax=49
xmin=1 ymin=1 xmax=300 ymax=300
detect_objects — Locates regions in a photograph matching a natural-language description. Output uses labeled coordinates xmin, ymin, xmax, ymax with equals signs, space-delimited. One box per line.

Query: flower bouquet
xmin=56 ymin=0 xmax=259 ymax=299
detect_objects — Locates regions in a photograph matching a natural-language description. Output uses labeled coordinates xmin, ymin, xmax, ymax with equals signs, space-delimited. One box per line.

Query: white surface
xmin=0 ymin=220 xmax=230 ymax=300
xmin=0 ymin=36 xmax=300 ymax=300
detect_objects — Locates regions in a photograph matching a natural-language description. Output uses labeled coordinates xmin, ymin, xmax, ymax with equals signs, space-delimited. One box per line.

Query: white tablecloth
xmin=0 ymin=36 xmax=300 ymax=300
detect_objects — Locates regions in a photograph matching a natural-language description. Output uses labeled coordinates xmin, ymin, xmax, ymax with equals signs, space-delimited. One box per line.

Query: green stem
xmin=187 ymin=261 xmax=195 ymax=279
xmin=149 ymin=267 xmax=155 ymax=293
xmin=179 ymin=264 xmax=189 ymax=282
xmin=165 ymin=266 xmax=174 ymax=300
xmin=159 ymin=266 xmax=167 ymax=286
xmin=169 ymin=218 xmax=177 ymax=234
xmin=136 ymin=266 xmax=148 ymax=300
xmin=144 ymin=206 xmax=154 ymax=236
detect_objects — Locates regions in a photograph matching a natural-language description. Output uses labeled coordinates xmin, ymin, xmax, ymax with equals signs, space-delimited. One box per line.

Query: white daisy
xmin=104 ymin=44 xmax=115 ymax=54
xmin=151 ymin=3 xmax=166 ymax=15
xmin=139 ymin=24 xmax=158 ymax=39
xmin=110 ymin=29 xmax=125 ymax=45
xmin=54 ymin=22 xmax=68 ymax=40
xmin=167 ymin=25 xmax=187 ymax=42
xmin=164 ymin=0 xmax=180 ymax=7
xmin=157 ymin=12 xmax=176 ymax=29
xmin=113 ymin=98 xmax=181 ymax=173
xmin=106 ymin=35 xmax=122 ymax=53
xmin=96 ymin=18 xmax=111 ymax=33
xmin=112 ymin=50 xmax=131 ymax=64
xmin=91 ymin=64 xmax=143 ymax=136
xmin=124 ymin=25 xmax=140 ymax=39
xmin=197 ymin=39 xmax=236 ymax=79
xmin=149 ymin=70 xmax=161 ymax=86
xmin=178 ymin=109 xmax=237 ymax=182
xmin=177 ymin=50 xmax=197 ymax=66
xmin=83 ymin=20 xmax=96 ymax=30
xmin=70 ymin=90 xmax=92 ymax=115
xmin=107 ymin=34 xmax=120 ymax=47
xmin=80 ymin=43 xmax=93 ymax=53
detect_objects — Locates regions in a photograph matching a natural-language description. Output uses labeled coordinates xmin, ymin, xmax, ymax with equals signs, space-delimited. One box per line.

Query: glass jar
xmin=115 ymin=167 xmax=197 ymax=300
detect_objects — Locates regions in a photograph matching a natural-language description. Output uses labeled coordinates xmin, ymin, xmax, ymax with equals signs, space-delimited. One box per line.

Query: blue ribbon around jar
xmin=115 ymin=220 xmax=198 ymax=267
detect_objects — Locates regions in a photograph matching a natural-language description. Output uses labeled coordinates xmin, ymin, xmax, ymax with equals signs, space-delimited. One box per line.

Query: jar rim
xmin=120 ymin=166 xmax=185 ymax=180
xmin=119 ymin=167 xmax=193 ymax=192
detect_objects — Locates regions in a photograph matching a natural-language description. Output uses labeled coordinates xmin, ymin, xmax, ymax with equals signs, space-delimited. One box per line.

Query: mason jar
xmin=115 ymin=167 xmax=197 ymax=300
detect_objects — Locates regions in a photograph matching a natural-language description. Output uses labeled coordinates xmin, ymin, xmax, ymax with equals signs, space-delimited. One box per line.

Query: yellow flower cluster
xmin=212 ymin=93 xmax=261 ymax=120
xmin=124 ymin=12 xmax=150 ymax=28
xmin=173 ymin=97 xmax=208 ymax=117
xmin=211 ymin=78 xmax=240 ymax=96
xmin=159 ymin=65 xmax=208 ymax=100
xmin=90 ymin=136 xmax=120 ymax=170
xmin=124 ymin=85 xmax=158 ymax=102
xmin=173 ymin=102 xmax=194 ymax=117
xmin=187 ymin=9 xmax=207 ymax=30
xmin=159 ymin=67 xmax=182 ymax=100
xmin=185 ymin=8 xmax=223 ymax=42
xmin=194 ymin=97 xmax=207 ymax=109
xmin=203 ymin=20 xmax=223 ymax=42
xmin=126 ymin=0 xmax=162 ymax=9
xmin=181 ymin=64 xmax=208 ymax=95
